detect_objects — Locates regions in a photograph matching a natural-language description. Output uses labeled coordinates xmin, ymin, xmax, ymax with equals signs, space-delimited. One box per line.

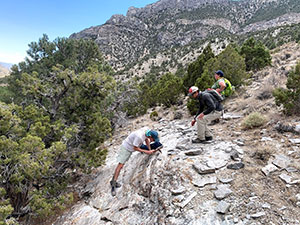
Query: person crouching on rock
xmin=188 ymin=86 xmax=223 ymax=144
xmin=110 ymin=127 xmax=163 ymax=196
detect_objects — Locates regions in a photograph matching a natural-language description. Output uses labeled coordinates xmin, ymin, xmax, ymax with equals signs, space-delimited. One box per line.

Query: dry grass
xmin=241 ymin=112 xmax=267 ymax=129
xmin=250 ymin=145 xmax=274 ymax=165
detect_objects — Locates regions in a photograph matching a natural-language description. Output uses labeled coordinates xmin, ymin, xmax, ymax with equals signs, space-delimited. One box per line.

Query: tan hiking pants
xmin=196 ymin=110 xmax=222 ymax=140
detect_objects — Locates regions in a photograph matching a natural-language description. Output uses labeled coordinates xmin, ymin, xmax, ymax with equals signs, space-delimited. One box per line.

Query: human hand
xmin=197 ymin=113 xmax=204 ymax=120
xmin=145 ymin=150 xmax=155 ymax=155
xmin=191 ymin=119 xmax=196 ymax=126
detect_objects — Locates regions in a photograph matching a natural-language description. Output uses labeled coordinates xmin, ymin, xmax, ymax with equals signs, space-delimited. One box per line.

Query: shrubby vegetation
xmin=0 ymin=187 xmax=15 ymax=225
xmin=121 ymin=72 xmax=183 ymax=117
xmin=0 ymin=86 xmax=13 ymax=104
xmin=185 ymin=44 xmax=248 ymax=115
xmin=1 ymin=35 xmax=115 ymax=221
xmin=240 ymin=37 xmax=272 ymax=71
xmin=273 ymin=61 xmax=300 ymax=115
xmin=242 ymin=112 xmax=266 ymax=129
xmin=152 ymin=73 xmax=183 ymax=107
xmin=183 ymin=45 xmax=214 ymax=91
xmin=196 ymin=44 xmax=247 ymax=90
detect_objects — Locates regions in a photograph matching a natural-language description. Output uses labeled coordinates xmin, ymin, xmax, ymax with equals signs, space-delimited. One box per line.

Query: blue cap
xmin=146 ymin=130 xmax=160 ymax=142
xmin=215 ymin=70 xmax=224 ymax=77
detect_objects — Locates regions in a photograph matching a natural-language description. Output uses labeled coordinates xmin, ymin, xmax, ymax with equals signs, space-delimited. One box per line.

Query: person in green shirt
xmin=212 ymin=70 xmax=226 ymax=96
xmin=211 ymin=70 xmax=233 ymax=98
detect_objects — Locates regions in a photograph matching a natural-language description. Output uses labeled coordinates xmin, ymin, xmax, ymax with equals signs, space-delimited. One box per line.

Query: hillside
xmin=0 ymin=64 xmax=10 ymax=78
xmin=70 ymin=0 xmax=300 ymax=75
xmin=53 ymin=42 xmax=300 ymax=225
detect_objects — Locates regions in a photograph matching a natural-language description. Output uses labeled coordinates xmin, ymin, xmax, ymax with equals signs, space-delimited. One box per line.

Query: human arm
xmin=191 ymin=98 xmax=205 ymax=125
xmin=191 ymin=112 xmax=204 ymax=125
xmin=133 ymin=146 xmax=156 ymax=155
xmin=145 ymin=138 xmax=151 ymax=151
xmin=216 ymin=80 xmax=226 ymax=93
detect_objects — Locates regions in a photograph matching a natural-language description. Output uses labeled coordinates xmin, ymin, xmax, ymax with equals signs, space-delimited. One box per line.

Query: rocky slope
xmin=70 ymin=0 xmax=300 ymax=71
xmin=53 ymin=42 xmax=300 ymax=225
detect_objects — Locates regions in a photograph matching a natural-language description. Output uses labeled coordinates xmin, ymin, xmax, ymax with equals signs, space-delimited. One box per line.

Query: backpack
xmin=222 ymin=78 xmax=234 ymax=97
xmin=204 ymin=89 xmax=224 ymax=102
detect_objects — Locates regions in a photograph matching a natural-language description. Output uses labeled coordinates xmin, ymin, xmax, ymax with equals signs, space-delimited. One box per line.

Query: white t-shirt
xmin=122 ymin=126 xmax=149 ymax=152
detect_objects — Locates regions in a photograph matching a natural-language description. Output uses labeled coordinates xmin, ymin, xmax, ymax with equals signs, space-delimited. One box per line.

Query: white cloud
xmin=0 ymin=52 xmax=26 ymax=64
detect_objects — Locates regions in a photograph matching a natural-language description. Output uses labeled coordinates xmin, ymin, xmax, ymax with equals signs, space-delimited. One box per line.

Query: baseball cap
xmin=146 ymin=130 xmax=160 ymax=142
xmin=215 ymin=70 xmax=224 ymax=77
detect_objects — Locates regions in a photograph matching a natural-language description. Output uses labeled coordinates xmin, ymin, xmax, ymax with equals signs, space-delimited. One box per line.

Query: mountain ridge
xmin=0 ymin=63 xmax=11 ymax=78
xmin=70 ymin=0 xmax=300 ymax=72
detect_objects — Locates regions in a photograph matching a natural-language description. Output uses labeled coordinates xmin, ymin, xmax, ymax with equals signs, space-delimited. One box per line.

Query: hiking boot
xmin=110 ymin=180 xmax=121 ymax=188
xmin=192 ymin=138 xmax=207 ymax=144
xmin=209 ymin=119 xmax=220 ymax=125
xmin=205 ymin=136 xmax=213 ymax=141
xmin=111 ymin=186 xmax=116 ymax=197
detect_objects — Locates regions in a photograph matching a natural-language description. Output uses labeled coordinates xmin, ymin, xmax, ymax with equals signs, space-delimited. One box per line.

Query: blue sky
xmin=0 ymin=0 xmax=157 ymax=64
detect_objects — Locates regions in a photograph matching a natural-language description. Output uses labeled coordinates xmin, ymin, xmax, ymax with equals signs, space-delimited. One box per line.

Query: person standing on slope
xmin=188 ymin=86 xmax=223 ymax=143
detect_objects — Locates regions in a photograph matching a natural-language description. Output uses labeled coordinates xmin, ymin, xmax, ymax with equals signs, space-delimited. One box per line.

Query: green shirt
xmin=212 ymin=78 xmax=233 ymax=97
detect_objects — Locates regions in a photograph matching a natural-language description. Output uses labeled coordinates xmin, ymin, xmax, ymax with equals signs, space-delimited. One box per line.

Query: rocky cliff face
xmin=54 ymin=42 xmax=300 ymax=225
xmin=70 ymin=0 xmax=300 ymax=70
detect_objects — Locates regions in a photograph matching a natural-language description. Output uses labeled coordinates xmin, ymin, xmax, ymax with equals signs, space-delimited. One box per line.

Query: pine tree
xmin=240 ymin=37 xmax=272 ymax=71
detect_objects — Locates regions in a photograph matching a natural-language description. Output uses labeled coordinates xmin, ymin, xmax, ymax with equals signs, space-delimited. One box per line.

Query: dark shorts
xmin=140 ymin=142 xmax=162 ymax=150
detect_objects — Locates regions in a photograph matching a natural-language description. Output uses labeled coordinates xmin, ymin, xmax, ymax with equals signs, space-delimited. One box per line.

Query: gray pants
xmin=196 ymin=111 xmax=222 ymax=140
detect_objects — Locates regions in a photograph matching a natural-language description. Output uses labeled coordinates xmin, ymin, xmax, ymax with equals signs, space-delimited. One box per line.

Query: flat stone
xmin=234 ymin=146 xmax=244 ymax=155
xmin=172 ymin=195 xmax=185 ymax=203
xmin=227 ymin=162 xmax=244 ymax=170
xmin=272 ymin=155 xmax=291 ymax=169
xmin=223 ymin=113 xmax=242 ymax=120
xmin=207 ymin=158 xmax=228 ymax=169
xmin=219 ymin=177 xmax=233 ymax=184
xmin=261 ymin=137 xmax=273 ymax=142
xmin=279 ymin=173 xmax=300 ymax=184
xmin=261 ymin=164 xmax=278 ymax=176
xmin=296 ymin=193 xmax=300 ymax=201
xmin=167 ymin=150 xmax=177 ymax=155
xmin=262 ymin=203 xmax=271 ymax=209
xmin=279 ymin=206 xmax=287 ymax=211
xmin=192 ymin=176 xmax=217 ymax=188
xmin=176 ymin=139 xmax=191 ymax=150
xmin=185 ymin=149 xmax=202 ymax=156
xmin=193 ymin=162 xmax=215 ymax=174
xmin=214 ymin=184 xmax=233 ymax=200
xmin=230 ymin=151 xmax=240 ymax=161
xmin=233 ymin=140 xmax=244 ymax=146
xmin=295 ymin=124 xmax=300 ymax=133
xmin=216 ymin=201 xmax=230 ymax=214
xmin=171 ymin=186 xmax=186 ymax=195
xmin=250 ymin=212 xmax=266 ymax=218
xmin=178 ymin=192 xmax=197 ymax=208
xmin=289 ymin=138 xmax=300 ymax=144
xmin=285 ymin=167 xmax=297 ymax=173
